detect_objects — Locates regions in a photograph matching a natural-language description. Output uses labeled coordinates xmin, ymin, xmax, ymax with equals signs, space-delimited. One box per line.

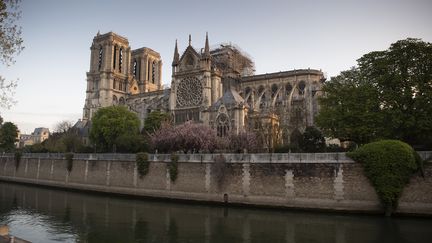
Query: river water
xmin=0 ymin=182 xmax=431 ymax=243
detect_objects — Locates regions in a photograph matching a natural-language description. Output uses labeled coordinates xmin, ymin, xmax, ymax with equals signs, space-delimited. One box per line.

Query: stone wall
xmin=0 ymin=152 xmax=431 ymax=215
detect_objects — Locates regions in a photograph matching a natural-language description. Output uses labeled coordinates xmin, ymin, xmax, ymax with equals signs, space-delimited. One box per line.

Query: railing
xmin=0 ymin=151 xmax=430 ymax=164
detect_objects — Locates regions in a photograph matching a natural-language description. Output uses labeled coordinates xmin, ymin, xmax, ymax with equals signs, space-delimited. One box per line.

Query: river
xmin=0 ymin=182 xmax=431 ymax=243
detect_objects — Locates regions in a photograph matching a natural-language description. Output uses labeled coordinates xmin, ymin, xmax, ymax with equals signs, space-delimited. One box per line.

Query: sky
xmin=0 ymin=0 xmax=431 ymax=134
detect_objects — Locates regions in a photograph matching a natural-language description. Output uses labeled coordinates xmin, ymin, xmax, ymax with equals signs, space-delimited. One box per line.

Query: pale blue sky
xmin=0 ymin=0 xmax=431 ymax=133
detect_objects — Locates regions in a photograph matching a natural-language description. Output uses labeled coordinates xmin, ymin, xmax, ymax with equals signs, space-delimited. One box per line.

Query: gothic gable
xmin=178 ymin=46 xmax=201 ymax=71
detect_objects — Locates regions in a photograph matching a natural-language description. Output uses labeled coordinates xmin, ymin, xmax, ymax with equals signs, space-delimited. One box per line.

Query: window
xmin=152 ymin=61 xmax=156 ymax=84
xmin=113 ymin=46 xmax=117 ymax=69
xmin=119 ymin=97 xmax=125 ymax=105
xmin=98 ymin=46 xmax=103 ymax=70
xmin=285 ymin=83 xmax=292 ymax=96
xmin=298 ymin=81 xmax=306 ymax=95
xmin=119 ymin=48 xmax=123 ymax=72
xmin=113 ymin=95 xmax=118 ymax=105
xmin=216 ymin=113 xmax=230 ymax=137
xmin=271 ymin=84 xmax=278 ymax=97
xmin=133 ymin=59 xmax=137 ymax=78
xmin=113 ymin=79 xmax=116 ymax=89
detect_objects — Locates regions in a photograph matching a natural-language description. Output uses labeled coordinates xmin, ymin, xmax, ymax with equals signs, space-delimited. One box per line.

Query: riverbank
xmin=0 ymin=153 xmax=431 ymax=216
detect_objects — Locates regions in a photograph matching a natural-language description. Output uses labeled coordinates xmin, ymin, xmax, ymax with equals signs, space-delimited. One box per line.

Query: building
xmin=81 ymin=32 xmax=325 ymax=147
xmin=19 ymin=127 xmax=50 ymax=148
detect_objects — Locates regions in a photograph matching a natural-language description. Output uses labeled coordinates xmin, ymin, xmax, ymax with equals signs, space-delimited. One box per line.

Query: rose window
xmin=176 ymin=77 xmax=203 ymax=107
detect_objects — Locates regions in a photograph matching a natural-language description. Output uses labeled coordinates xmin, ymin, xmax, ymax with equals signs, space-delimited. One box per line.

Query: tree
xmin=317 ymin=38 xmax=432 ymax=148
xmin=228 ymin=131 xmax=261 ymax=153
xmin=143 ymin=111 xmax=170 ymax=134
xmin=0 ymin=0 xmax=24 ymax=108
xmin=90 ymin=106 xmax=141 ymax=152
xmin=54 ymin=120 xmax=73 ymax=134
xmin=150 ymin=121 xmax=223 ymax=153
xmin=299 ymin=126 xmax=326 ymax=152
xmin=316 ymin=68 xmax=384 ymax=145
xmin=0 ymin=121 xmax=18 ymax=151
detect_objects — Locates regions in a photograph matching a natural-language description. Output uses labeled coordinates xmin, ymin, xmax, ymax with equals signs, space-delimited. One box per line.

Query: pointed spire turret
xmin=188 ymin=34 xmax=192 ymax=46
xmin=203 ymin=32 xmax=210 ymax=58
xmin=172 ymin=39 xmax=179 ymax=66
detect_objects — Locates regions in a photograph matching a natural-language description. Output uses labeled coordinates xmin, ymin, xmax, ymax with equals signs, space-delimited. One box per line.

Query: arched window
xmin=271 ymin=84 xmax=278 ymax=97
xmin=119 ymin=81 xmax=122 ymax=91
xmin=113 ymin=95 xmax=118 ymax=105
xmin=113 ymin=46 xmax=117 ymax=69
xmin=152 ymin=61 xmax=156 ymax=84
xmin=119 ymin=48 xmax=123 ymax=72
xmin=285 ymin=83 xmax=292 ymax=96
xmin=216 ymin=113 xmax=230 ymax=137
xmin=113 ymin=79 xmax=116 ymax=89
xmin=258 ymin=85 xmax=265 ymax=95
xmin=298 ymin=81 xmax=306 ymax=95
xmin=119 ymin=97 xmax=125 ymax=105
xmin=98 ymin=46 xmax=103 ymax=70
xmin=133 ymin=59 xmax=137 ymax=78
xmin=245 ymin=87 xmax=251 ymax=96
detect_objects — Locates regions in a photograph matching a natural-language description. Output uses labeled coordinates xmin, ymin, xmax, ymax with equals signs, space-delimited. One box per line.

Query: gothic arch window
xmin=113 ymin=95 xmax=118 ymax=105
xmin=119 ymin=81 xmax=122 ymax=91
xmin=119 ymin=48 xmax=123 ymax=72
xmin=152 ymin=61 xmax=156 ymax=84
xmin=113 ymin=79 xmax=116 ymax=89
xmin=298 ymin=80 xmax=306 ymax=95
xmin=260 ymin=93 xmax=266 ymax=109
xmin=285 ymin=83 xmax=293 ymax=96
xmin=185 ymin=54 xmax=194 ymax=66
xmin=98 ymin=46 xmax=103 ymax=71
xmin=271 ymin=84 xmax=278 ymax=97
xmin=216 ymin=113 xmax=230 ymax=137
xmin=258 ymin=85 xmax=265 ymax=95
xmin=119 ymin=97 xmax=125 ymax=105
xmin=245 ymin=87 xmax=252 ymax=97
xmin=113 ymin=45 xmax=117 ymax=69
xmin=133 ymin=59 xmax=137 ymax=78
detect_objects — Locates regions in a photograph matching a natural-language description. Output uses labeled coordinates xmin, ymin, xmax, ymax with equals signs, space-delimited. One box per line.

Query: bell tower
xmin=83 ymin=32 xmax=131 ymax=120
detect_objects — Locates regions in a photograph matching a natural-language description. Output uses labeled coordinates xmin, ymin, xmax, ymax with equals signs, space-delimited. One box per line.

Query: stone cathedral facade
xmin=81 ymin=32 xmax=325 ymax=146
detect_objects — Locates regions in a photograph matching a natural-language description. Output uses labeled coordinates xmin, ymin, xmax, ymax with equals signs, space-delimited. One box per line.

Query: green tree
xmin=0 ymin=0 xmax=24 ymax=108
xmin=90 ymin=106 xmax=141 ymax=152
xmin=143 ymin=111 xmax=170 ymax=134
xmin=316 ymin=68 xmax=384 ymax=145
xmin=300 ymin=126 xmax=326 ymax=152
xmin=317 ymin=38 xmax=432 ymax=148
xmin=0 ymin=121 xmax=18 ymax=151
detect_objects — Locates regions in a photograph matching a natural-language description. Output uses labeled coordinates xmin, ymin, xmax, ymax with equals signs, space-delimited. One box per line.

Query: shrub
xmin=300 ymin=126 xmax=326 ymax=152
xmin=14 ymin=151 xmax=22 ymax=170
xmin=136 ymin=152 xmax=149 ymax=178
xmin=65 ymin=153 xmax=74 ymax=172
xmin=169 ymin=153 xmax=179 ymax=182
xmin=347 ymin=140 xmax=419 ymax=216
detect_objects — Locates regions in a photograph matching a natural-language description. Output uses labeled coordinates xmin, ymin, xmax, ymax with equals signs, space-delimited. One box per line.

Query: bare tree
xmin=55 ymin=120 xmax=73 ymax=134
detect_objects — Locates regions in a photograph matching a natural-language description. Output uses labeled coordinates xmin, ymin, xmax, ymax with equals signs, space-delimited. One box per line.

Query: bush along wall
xmin=169 ymin=153 xmax=179 ymax=182
xmin=14 ymin=151 xmax=22 ymax=170
xmin=136 ymin=152 xmax=149 ymax=178
xmin=348 ymin=140 xmax=420 ymax=216
xmin=65 ymin=153 xmax=74 ymax=173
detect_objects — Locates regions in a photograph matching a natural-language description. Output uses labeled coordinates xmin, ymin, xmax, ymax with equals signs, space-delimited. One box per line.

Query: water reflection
xmin=0 ymin=182 xmax=431 ymax=243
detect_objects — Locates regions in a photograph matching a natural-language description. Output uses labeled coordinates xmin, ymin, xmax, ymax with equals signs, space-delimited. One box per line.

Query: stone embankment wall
xmin=0 ymin=152 xmax=431 ymax=215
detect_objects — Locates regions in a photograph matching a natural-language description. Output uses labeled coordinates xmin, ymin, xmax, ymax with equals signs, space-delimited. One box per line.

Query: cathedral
xmin=81 ymin=31 xmax=325 ymax=147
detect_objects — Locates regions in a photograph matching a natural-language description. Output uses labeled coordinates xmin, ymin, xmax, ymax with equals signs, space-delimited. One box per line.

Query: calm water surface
xmin=0 ymin=182 xmax=431 ymax=243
